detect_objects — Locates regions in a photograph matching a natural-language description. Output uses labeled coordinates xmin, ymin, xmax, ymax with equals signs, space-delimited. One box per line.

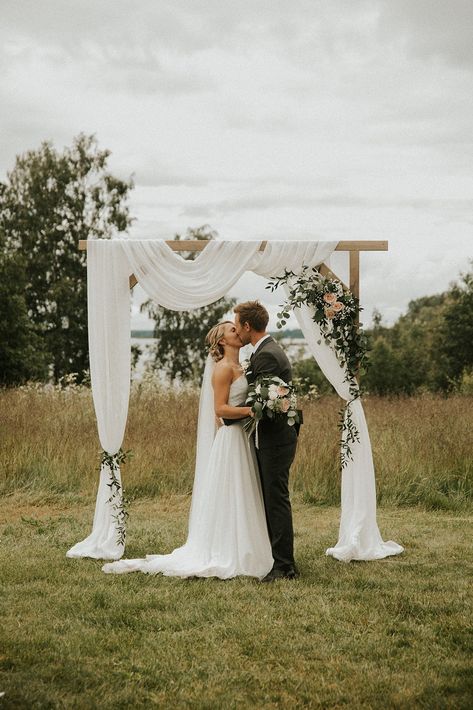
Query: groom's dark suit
xmin=246 ymin=337 xmax=298 ymax=572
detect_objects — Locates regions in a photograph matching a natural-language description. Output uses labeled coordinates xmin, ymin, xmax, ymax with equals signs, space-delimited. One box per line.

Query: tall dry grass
xmin=1 ymin=381 xmax=472 ymax=510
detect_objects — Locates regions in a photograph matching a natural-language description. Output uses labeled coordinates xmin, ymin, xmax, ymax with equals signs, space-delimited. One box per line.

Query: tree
xmin=142 ymin=226 xmax=236 ymax=383
xmin=363 ymin=337 xmax=408 ymax=395
xmin=0 ymin=231 xmax=49 ymax=384
xmin=0 ymin=134 xmax=133 ymax=382
xmin=362 ymin=268 xmax=473 ymax=394
xmin=292 ymin=358 xmax=335 ymax=395
xmin=436 ymin=267 xmax=473 ymax=389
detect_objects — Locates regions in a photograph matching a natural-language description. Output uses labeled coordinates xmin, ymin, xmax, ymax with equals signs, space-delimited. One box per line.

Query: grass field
xmin=1 ymin=384 xmax=472 ymax=509
xmin=1 ymin=496 xmax=472 ymax=708
xmin=1 ymin=385 xmax=472 ymax=707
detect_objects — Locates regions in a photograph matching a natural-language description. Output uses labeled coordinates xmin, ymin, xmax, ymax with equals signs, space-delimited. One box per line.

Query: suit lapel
xmin=253 ymin=336 xmax=274 ymax=358
xmin=247 ymin=337 xmax=273 ymax=382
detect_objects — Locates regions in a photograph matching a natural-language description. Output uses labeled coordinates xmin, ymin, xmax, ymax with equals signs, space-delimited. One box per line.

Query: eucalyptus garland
xmin=267 ymin=266 xmax=369 ymax=467
xmin=101 ymin=448 xmax=132 ymax=547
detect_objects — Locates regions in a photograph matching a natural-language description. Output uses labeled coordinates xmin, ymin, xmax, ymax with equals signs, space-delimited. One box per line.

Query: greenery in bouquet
xmin=243 ymin=375 xmax=299 ymax=437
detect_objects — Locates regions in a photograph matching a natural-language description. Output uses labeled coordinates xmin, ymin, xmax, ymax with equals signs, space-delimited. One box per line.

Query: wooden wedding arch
xmin=78 ymin=240 xmax=389 ymax=309
xmin=70 ymin=238 xmax=402 ymax=564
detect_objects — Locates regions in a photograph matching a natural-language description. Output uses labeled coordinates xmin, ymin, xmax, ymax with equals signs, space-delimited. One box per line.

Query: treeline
xmin=1 ymin=135 xmax=472 ymax=395
xmin=294 ymin=270 xmax=473 ymax=396
xmin=0 ymin=135 xmax=133 ymax=385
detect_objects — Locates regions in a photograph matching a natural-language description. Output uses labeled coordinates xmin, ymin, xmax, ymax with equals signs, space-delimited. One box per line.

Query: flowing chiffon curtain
xmin=67 ymin=240 xmax=263 ymax=559
xmin=68 ymin=238 xmax=403 ymax=563
xmin=251 ymin=240 xmax=403 ymax=560
xmin=290 ymin=303 xmax=403 ymax=561
xmin=67 ymin=241 xmax=131 ymax=559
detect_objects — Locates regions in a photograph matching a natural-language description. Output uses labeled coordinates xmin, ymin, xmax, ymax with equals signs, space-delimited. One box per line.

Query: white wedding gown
xmin=102 ymin=375 xmax=273 ymax=579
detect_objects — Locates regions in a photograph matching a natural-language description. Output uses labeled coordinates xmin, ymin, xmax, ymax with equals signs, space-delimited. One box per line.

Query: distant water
xmin=131 ymin=337 xmax=310 ymax=380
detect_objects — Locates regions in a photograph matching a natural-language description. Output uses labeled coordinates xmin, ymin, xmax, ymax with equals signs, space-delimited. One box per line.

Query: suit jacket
xmin=246 ymin=336 xmax=299 ymax=449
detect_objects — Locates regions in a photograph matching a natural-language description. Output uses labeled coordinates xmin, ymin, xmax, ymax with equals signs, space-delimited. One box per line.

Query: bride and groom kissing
xmin=103 ymin=300 xmax=300 ymax=582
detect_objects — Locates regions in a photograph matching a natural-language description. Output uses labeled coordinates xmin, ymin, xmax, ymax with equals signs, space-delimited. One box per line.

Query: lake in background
xmin=131 ymin=334 xmax=310 ymax=380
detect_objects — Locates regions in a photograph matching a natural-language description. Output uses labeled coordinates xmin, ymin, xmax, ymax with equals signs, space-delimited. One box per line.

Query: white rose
xmin=240 ymin=359 xmax=250 ymax=372
xmin=268 ymin=384 xmax=278 ymax=400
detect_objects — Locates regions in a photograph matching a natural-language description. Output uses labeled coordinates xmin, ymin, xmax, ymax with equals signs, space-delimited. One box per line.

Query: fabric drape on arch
xmin=66 ymin=239 xmax=403 ymax=563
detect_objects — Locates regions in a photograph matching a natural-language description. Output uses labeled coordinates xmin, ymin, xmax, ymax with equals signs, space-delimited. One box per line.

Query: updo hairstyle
xmin=205 ymin=321 xmax=233 ymax=362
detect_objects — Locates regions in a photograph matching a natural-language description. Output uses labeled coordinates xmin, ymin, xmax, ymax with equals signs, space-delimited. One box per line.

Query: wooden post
xmin=349 ymin=250 xmax=360 ymax=302
xmin=349 ymin=249 xmax=361 ymax=381
xmin=349 ymin=251 xmax=360 ymax=325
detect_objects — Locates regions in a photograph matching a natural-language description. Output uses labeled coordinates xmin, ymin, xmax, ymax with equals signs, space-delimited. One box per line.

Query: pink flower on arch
xmin=324 ymin=306 xmax=336 ymax=319
xmin=332 ymin=301 xmax=344 ymax=312
xmin=323 ymin=292 xmax=337 ymax=304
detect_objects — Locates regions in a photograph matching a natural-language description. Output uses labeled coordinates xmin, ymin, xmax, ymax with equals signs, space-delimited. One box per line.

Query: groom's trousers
xmin=255 ymin=436 xmax=298 ymax=571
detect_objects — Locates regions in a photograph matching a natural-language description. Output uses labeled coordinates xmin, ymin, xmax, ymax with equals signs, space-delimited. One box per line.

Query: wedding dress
xmin=102 ymin=372 xmax=273 ymax=579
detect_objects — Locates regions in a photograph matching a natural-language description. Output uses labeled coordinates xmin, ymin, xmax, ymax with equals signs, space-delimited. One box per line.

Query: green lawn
xmin=1 ymin=495 xmax=471 ymax=708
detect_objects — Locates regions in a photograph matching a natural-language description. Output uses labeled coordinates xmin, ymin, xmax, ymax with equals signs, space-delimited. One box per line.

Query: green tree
xmin=0 ymin=232 xmax=49 ymax=384
xmin=292 ymin=358 xmax=335 ymax=395
xmin=363 ymin=336 xmax=409 ymax=395
xmin=142 ymin=226 xmax=236 ymax=383
xmin=362 ymin=269 xmax=473 ymax=394
xmin=436 ymin=268 xmax=473 ymax=389
xmin=0 ymin=134 xmax=133 ymax=382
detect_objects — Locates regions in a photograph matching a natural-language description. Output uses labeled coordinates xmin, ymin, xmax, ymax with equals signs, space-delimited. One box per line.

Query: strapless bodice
xmin=229 ymin=374 xmax=248 ymax=406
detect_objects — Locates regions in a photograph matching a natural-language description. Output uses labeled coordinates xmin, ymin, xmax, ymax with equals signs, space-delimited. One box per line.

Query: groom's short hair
xmin=234 ymin=301 xmax=269 ymax=331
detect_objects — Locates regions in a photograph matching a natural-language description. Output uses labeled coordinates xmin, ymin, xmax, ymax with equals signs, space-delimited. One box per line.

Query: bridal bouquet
xmin=243 ymin=375 xmax=299 ymax=437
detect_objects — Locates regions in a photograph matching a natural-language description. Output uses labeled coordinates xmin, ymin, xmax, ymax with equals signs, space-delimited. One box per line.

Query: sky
xmin=1 ymin=0 xmax=472 ymax=330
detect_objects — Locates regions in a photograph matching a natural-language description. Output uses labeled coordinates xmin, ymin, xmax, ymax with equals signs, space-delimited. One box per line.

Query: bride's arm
xmin=212 ymin=364 xmax=252 ymax=420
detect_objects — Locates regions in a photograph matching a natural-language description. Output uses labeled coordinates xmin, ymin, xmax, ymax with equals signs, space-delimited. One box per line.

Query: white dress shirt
xmin=252 ymin=334 xmax=271 ymax=356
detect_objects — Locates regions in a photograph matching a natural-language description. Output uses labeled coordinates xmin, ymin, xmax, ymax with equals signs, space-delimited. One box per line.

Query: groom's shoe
xmin=261 ymin=566 xmax=299 ymax=583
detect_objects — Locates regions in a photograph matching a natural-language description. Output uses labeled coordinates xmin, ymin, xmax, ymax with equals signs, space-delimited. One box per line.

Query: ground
xmin=1 ymin=495 xmax=471 ymax=709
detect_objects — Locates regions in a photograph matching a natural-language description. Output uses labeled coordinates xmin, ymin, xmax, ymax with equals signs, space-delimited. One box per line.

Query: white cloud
xmin=1 ymin=0 xmax=472 ymax=328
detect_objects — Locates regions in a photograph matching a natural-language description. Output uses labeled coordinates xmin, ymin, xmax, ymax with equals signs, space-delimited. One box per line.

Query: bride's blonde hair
xmin=205 ymin=321 xmax=233 ymax=362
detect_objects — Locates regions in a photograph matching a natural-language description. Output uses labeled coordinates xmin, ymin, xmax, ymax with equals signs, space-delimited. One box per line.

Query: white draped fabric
xmin=67 ymin=244 xmax=131 ymax=559
xmin=67 ymin=238 xmax=403 ymax=563
xmin=290 ymin=300 xmax=403 ymax=561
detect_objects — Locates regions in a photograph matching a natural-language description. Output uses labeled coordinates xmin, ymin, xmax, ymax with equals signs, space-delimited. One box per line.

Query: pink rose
xmin=323 ymin=292 xmax=337 ymax=304
xmin=332 ymin=301 xmax=344 ymax=312
xmin=280 ymin=398 xmax=290 ymax=412
xmin=277 ymin=386 xmax=289 ymax=396
xmin=324 ymin=306 xmax=336 ymax=319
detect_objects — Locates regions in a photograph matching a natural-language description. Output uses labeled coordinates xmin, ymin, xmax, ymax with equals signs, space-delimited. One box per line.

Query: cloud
xmin=179 ymin=192 xmax=473 ymax=218
xmin=377 ymin=0 xmax=473 ymax=67
xmin=1 ymin=0 xmax=472 ymax=329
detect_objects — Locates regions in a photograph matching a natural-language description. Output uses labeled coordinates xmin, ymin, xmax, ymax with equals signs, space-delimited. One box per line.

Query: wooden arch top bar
xmin=77 ymin=239 xmax=387 ymax=301
xmin=78 ymin=239 xmax=388 ymax=251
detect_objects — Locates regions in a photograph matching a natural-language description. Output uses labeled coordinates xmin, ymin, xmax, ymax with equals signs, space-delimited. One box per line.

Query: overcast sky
xmin=1 ymin=0 xmax=472 ymax=329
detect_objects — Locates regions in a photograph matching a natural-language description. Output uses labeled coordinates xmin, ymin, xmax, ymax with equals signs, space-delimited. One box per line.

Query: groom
xmin=233 ymin=300 xmax=299 ymax=582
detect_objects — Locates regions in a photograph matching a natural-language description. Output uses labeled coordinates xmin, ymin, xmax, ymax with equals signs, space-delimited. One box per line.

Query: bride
xmin=102 ymin=321 xmax=273 ymax=580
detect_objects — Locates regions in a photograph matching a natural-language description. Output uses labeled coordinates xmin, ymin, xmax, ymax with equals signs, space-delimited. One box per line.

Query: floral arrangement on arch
xmin=266 ymin=266 xmax=370 ymax=467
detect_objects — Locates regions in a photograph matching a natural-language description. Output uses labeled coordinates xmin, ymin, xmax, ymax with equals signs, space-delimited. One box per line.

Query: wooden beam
xmin=79 ymin=240 xmax=386 ymax=297
xmin=349 ymin=250 xmax=360 ymax=338
xmin=78 ymin=239 xmax=388 ymax=252
xmin=349 ymin=250 xmax=360 ymax=301
xmin=318 ymin=263 xmax=349 ymax=291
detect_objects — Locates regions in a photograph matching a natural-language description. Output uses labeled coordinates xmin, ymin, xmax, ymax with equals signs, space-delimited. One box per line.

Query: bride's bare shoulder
xmin=212 ymin=360 xmax=233 ymax=385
